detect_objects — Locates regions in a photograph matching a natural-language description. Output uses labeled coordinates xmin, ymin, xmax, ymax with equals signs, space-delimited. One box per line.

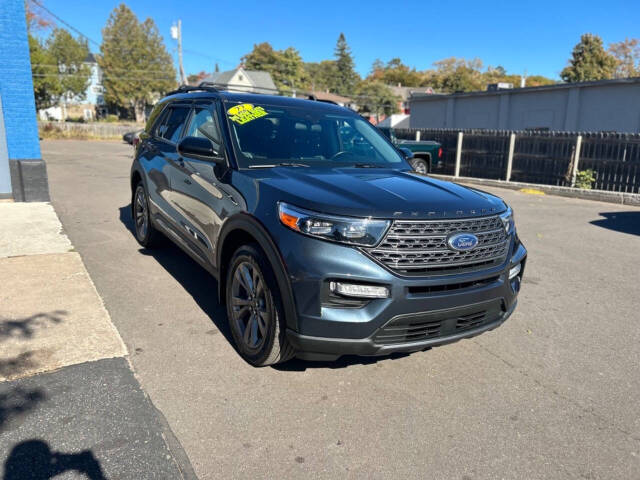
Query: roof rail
xmin=307 ymin=94 xmax=339 ymax=106
xmin=165 ymin=83 xmax=220 ymax=96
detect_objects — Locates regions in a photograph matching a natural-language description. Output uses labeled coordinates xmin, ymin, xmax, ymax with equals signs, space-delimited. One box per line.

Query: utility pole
xmin=171 ymin=20 xmax=187 ymax=85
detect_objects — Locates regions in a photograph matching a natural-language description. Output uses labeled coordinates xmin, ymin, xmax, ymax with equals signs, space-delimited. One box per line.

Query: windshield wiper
xmin=248 ymin=162 xmax=310 ymax=169
xmin=352 ymin=163 xmax=380 ymax=168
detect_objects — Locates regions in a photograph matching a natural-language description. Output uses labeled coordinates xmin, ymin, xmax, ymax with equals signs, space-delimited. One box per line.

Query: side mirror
xmin=177 ymin=136 xmax=224 ymax=163
xmin=398 ymin=147 xmax=414 ymax=160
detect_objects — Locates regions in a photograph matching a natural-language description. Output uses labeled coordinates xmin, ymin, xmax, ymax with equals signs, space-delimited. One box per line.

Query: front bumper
xmin=273 ymin=221 xmax=527 ymax=360
xmin=287 ymin=299 xmax=517 ymax=360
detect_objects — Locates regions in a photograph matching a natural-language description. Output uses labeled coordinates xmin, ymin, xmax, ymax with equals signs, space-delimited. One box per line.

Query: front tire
xmin=226 ymin=244 xmax=295 ymax=366
xmin=133 ymin=183 xmax=161 ymax=248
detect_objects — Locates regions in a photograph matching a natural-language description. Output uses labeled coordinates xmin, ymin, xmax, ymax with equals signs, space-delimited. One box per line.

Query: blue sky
xmin=37 ymin=0 xmax=639 ymax=80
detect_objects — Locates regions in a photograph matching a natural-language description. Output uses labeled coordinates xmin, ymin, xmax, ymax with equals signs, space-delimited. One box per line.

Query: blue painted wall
xmin=0 ymin=0 xmax=42 ymax=186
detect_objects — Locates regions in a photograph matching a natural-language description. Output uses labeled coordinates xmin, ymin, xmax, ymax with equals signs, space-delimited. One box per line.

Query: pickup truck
xmin=378 ymin=127 xmax=442 ymax=174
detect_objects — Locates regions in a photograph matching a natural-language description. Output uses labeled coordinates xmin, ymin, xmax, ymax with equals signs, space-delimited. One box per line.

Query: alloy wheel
xmin=134 ymin=187 xmax=148 ymax=240
xmin=230 ymin=261 xmax=270 ymax=352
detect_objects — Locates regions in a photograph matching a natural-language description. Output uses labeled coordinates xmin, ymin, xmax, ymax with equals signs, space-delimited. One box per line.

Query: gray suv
xmin=130 ymin=85 xmax=527 ymax=366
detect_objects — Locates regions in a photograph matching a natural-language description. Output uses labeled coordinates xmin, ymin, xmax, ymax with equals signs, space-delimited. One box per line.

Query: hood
xmin=241 ymin=167 xmax=506 ymax=220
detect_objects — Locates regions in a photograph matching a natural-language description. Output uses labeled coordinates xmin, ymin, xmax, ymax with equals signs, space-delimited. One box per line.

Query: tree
xmin=560 ymin=34 xmax=617 ymax=83
xmin=305 ymin=60 xmax=337 ymax=92
xmin=427 ymin=57 xmax=484 ymax=92
xmin=99 ymin=4 xmax=176 ymax=122
xmin=29 ymin=34 xmax=60 ymax=110
xmin=368 ymin=57 xmax=422 ymax=87
xmin=608 ymin=38 xmax=640 ymax=78
xmin=47 ymin=29 xmax=91 ymax=109
xmin=333 ymin=33 xmax=359 ymax=95
xmin=355 ymin=80 xmax=399 ymax=120
xmin=28 ymin=28 xmax=91 ymax=114
xmin=187 ymin=71 xmax=208 ymax=85
xmin=525 ymin=75 xmax=556 ymax=87
xmin=242 ymin=42 xmax=308 ymax=93
xmin=25 ymin=0 xmax=53 ymax=31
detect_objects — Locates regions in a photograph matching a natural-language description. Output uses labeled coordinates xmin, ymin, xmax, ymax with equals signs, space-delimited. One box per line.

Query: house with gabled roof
xmin=200 ymin=67 xmax=277 ymax=94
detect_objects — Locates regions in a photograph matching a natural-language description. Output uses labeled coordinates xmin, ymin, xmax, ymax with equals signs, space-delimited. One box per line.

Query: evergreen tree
xmin=333 ymin=33 xmax=359 ymax=95
xmin=99 ymin=4 xmax=176 ymax=122
xmin=561 ymin=34 xmax=617 ymax=83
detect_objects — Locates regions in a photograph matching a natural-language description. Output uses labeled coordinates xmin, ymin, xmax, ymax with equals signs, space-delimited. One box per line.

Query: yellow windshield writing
xmin=227 ymin=103 xmax=268 ymax=125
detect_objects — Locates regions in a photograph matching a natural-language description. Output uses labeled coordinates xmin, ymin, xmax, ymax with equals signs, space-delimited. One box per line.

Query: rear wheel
xmin=226 ymin=244 xmax=295 ymax=366
xmin=411 ymin=158 xmax=429 ymax=174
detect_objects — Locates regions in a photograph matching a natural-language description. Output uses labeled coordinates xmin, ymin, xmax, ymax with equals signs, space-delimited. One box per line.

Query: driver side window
xmin=185 ymin=106 xmax=222 ymax=148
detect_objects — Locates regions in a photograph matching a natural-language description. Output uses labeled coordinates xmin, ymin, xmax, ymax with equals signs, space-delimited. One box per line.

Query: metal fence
xmin=394 ymin=128 xmax=640 ymax=193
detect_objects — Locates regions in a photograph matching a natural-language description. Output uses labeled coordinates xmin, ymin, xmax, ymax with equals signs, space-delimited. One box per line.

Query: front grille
xmin=373 ymin=300 xmax=504 ymax=346
xmin=367 ymin=215 xmax=509 ymax=274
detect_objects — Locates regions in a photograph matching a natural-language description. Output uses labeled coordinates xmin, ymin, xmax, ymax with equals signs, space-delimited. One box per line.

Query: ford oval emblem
xmin=447 ymin=233 xmax=479 ymax=251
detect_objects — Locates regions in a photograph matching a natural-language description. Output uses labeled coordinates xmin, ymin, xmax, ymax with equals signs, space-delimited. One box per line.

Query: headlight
xmin=278 ymin=202 xmax=390 ymax=247
xmin=499 ymin=206 xmax=515 ymax=235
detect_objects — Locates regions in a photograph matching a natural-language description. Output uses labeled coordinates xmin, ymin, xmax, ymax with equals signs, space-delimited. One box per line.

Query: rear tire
xmin=411 ymin=158 xmax=429 ymax=174
xmin=133 ymin=183 xmax=161 ymax=248
xmin=225 ymin=244 xmax=295 ymax=366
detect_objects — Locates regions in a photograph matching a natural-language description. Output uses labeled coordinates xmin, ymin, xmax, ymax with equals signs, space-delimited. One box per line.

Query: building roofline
xmin=410 ymin=76 xmax=640 ymax=103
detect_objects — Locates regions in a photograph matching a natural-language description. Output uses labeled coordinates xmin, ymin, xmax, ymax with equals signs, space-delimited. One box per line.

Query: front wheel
xmin=410 ymin=158 xmax=429 ymax=174
xmin=133 ymin=183 xmax=161 ymax=248
xmin=226 ymin=244 xmax=295 ymax=366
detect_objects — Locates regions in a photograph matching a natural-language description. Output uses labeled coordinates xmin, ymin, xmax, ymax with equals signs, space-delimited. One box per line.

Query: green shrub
xmin=575 ymin=169 xmax=596 ymax=189
xmin=104 ymin=114 xmax=119 ymax=123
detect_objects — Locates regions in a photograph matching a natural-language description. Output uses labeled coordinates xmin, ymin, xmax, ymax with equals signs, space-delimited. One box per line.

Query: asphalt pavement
xmin=43 ymin=139 xmax=640 ymax=479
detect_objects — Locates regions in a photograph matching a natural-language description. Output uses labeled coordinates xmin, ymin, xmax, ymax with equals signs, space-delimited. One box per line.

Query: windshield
xmin=223 ymin=101 xmax=407 ymax=168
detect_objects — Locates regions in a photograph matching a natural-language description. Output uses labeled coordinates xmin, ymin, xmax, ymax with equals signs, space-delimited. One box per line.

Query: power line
xmin=29 ymin=0 xmax=101 ymax=47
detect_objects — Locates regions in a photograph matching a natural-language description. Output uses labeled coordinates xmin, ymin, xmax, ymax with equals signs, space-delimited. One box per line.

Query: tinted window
xmin=157 ymin=106 xmax=190 ymax=143
xmin=185 ymin=107 xmax=221 ymax=145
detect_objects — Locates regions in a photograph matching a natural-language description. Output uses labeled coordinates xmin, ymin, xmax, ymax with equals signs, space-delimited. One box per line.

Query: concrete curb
xmin=431 ymin=174 xmax=640 ymax=206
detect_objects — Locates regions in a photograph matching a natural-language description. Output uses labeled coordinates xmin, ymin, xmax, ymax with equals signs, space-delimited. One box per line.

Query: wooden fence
xmin=394 ymin=128 xmax=640 ymax=193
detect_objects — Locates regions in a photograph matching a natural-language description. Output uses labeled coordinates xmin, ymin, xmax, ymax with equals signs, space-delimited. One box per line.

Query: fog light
xmin=509 ymin=263 xmax=521 ymax=280
xmin=329 ymin=282 xmax=389 ymax=299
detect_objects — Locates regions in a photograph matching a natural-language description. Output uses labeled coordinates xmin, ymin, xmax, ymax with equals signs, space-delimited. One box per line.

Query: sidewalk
xmin=0 ymin=202 xmax=196 ymax=479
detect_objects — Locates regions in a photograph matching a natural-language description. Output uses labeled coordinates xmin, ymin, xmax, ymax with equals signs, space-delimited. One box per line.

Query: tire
xmin=132 ymin=183 xmax=161 ymax=248
xmin=225 ymin=243 xmax=295 ymax=366
xmin=411 ymin=158 xmax=429 ymax=174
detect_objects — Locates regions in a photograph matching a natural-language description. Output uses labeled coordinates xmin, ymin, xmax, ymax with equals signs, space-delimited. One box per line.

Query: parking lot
xmin=43 ymin=139 xmax=640 ymax=479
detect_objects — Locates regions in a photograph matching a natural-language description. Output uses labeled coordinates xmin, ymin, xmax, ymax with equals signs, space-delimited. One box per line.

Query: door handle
xmin=184 ymin=178 xmax=192 ymax=185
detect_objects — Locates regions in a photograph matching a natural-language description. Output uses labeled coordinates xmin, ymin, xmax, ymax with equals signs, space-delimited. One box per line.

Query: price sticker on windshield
xmin=227 ymin=103 xmax=268 ymax=125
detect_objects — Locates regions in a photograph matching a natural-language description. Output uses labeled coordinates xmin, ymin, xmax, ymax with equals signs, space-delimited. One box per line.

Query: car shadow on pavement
xmin=119 ymin=204 xmax=427 ymax=370
xmin=590 ymin=211 xmax=640 ymax=236
xmin=118 ymin=205 xmax=233 ymax=345
xmin=273 ymin=350 xmax=419 ymax=371
xmin=3 ymin=440 xmax=106 ymax=480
